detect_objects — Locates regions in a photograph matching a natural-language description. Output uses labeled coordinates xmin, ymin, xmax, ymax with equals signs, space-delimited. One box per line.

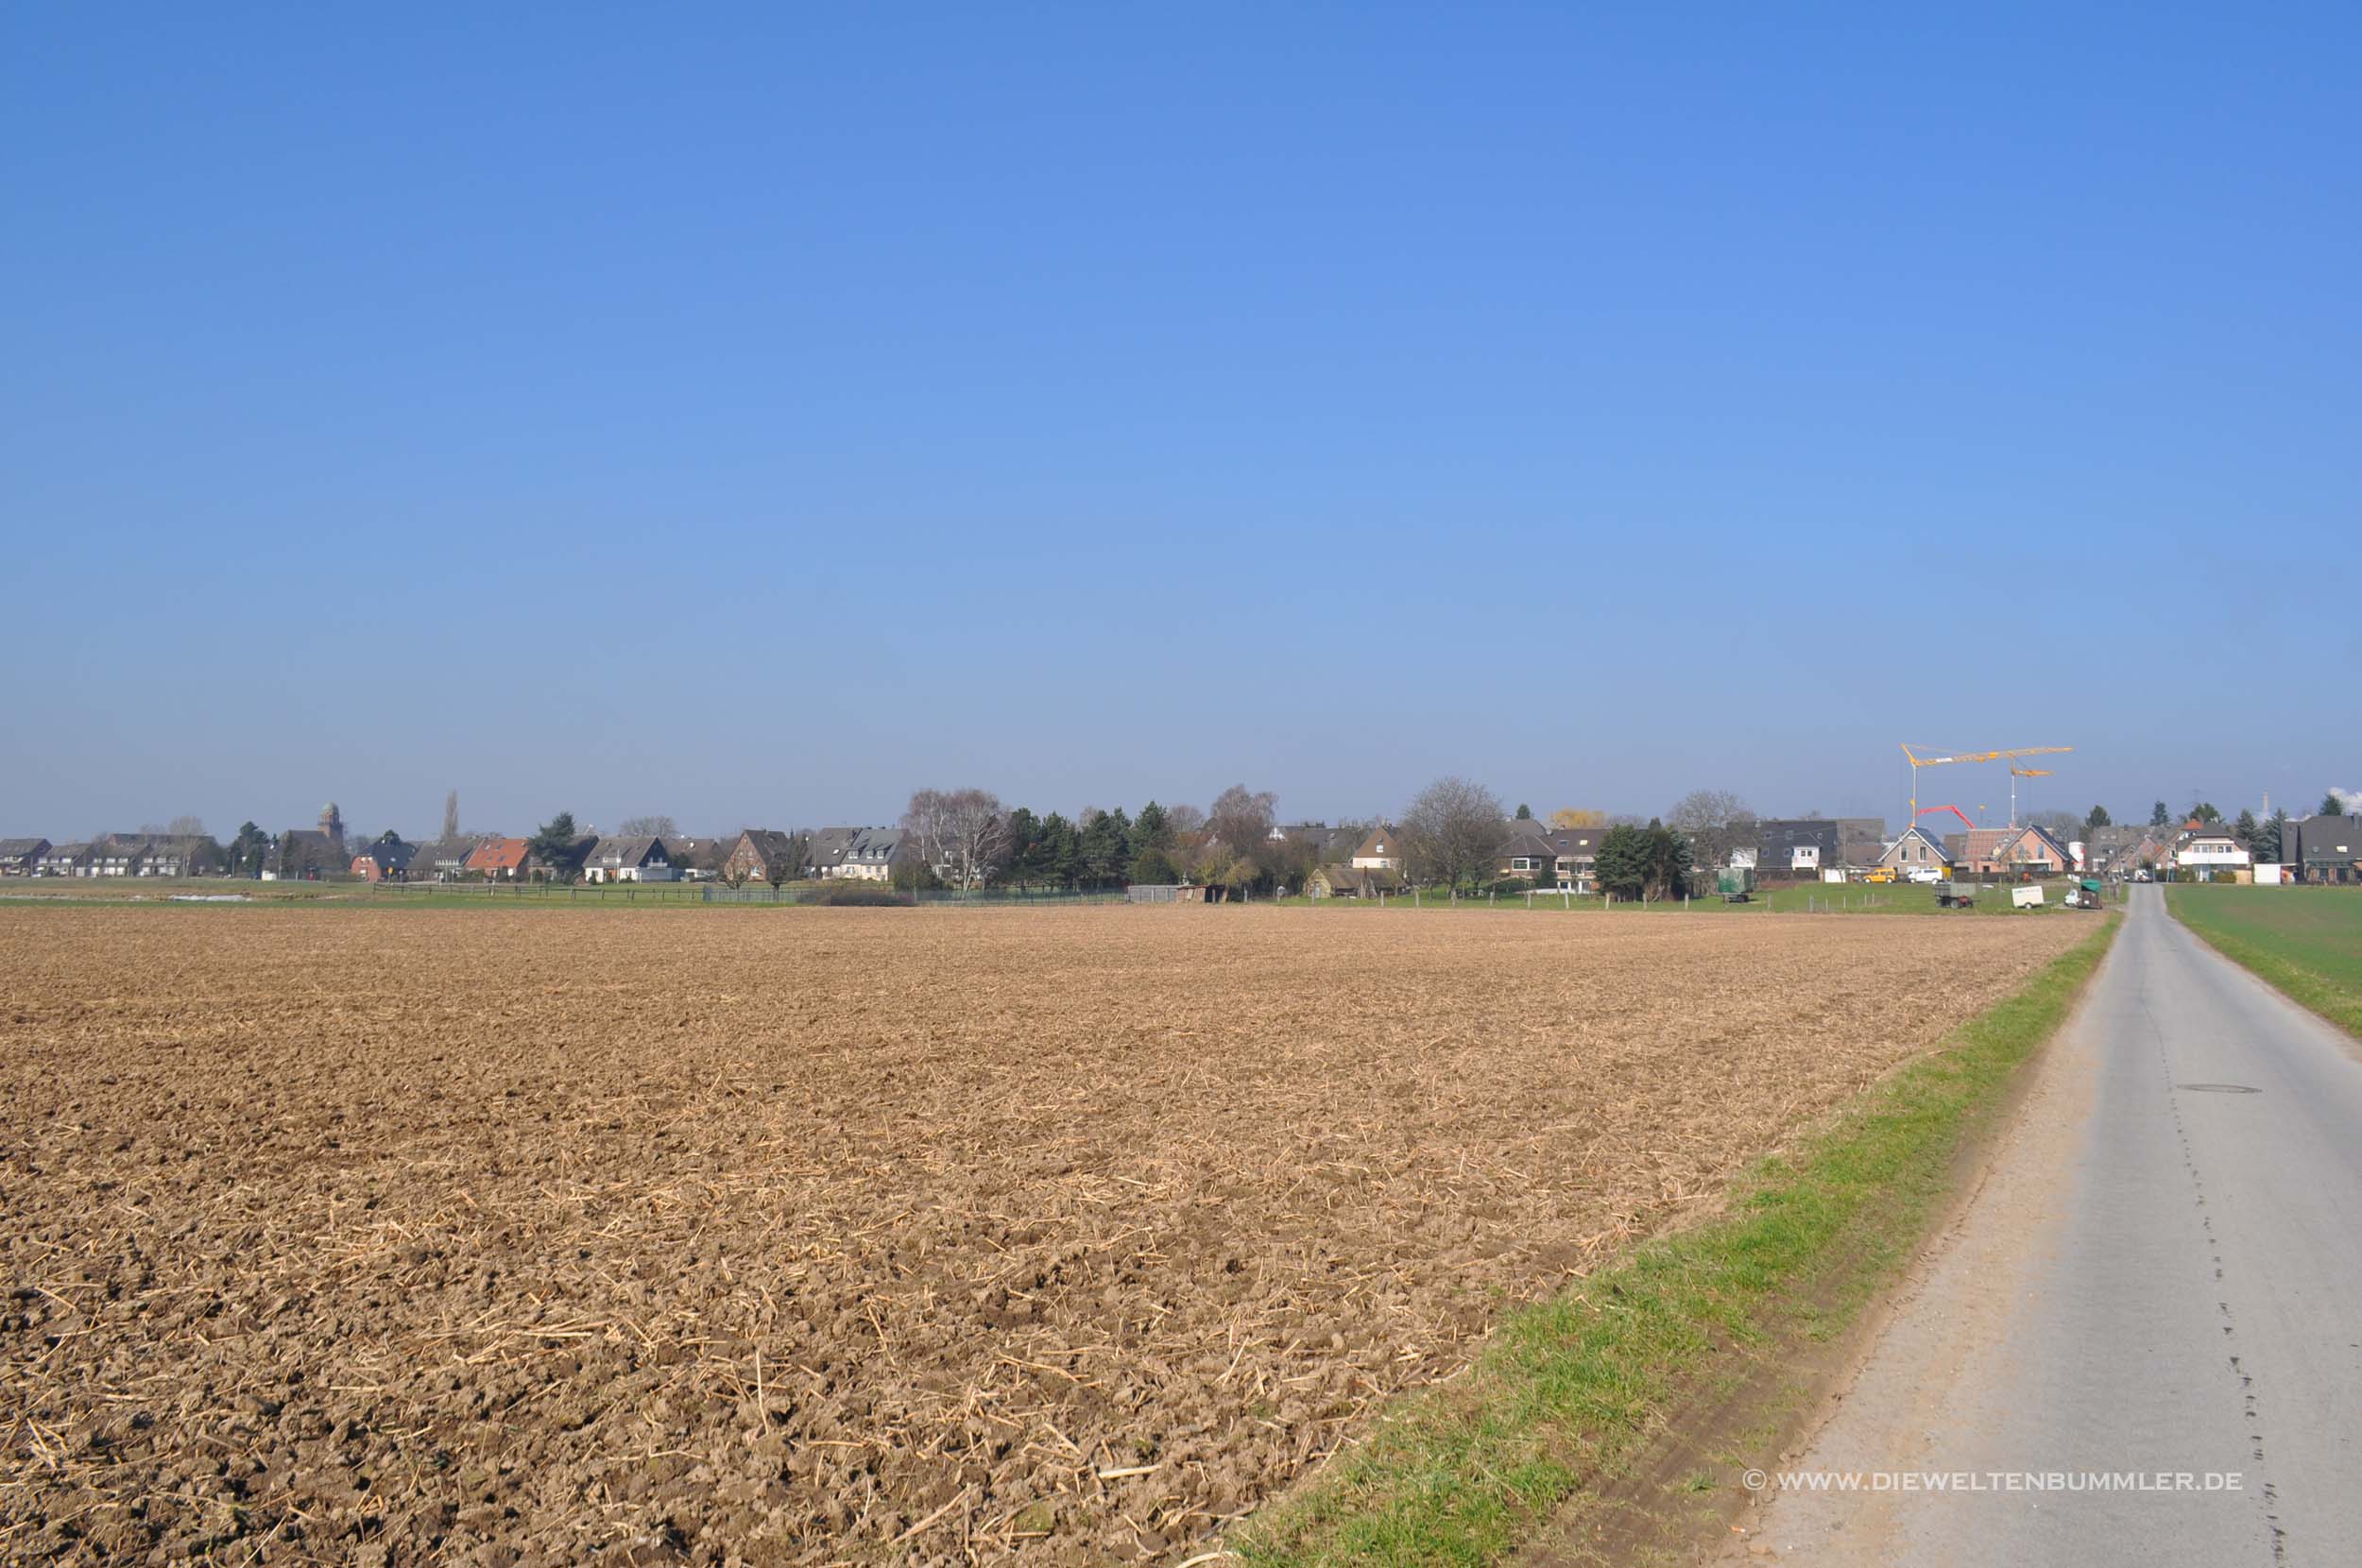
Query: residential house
xmin=2282 ymin=816 xmax=2361 ymax=885
xmin=801 ymin=827 xmax=861 ymax=878
xmin=1545 ymin=826 xmax=1609 ymax=892
xmin=1349 ymin=827 xmax=1404 ymax=870
xmin=1305 ymin=863 xmax=1404 ymax=898
xmin=89 ymin=836 xmax=145 ymax=878
xmin=584 ymin=834 xmax=676 ymax=882
xmin=1992 ymin=825 xmax=2073 ymax=877
xmin=2175 ymin=822 xmax=2253 ymax=882
xmin=464 ymin=837 xmax=531 ymax=879
xmin=0 ymin=838 xmax=50 ymax=876
xmin=724 ymin=829 xmax=805 ymax=885
xmin=410 ymin=838 xmax=481 ymax=882
xmin=666 ymin=835 xmax=733 ymax=880
xmin=1498 ymin=823 xmax=1559 ymax=881
xmin=352 ymin=838 xmax=418 ymax=881
xmin=38 ymin=842 xmax=92 ymax=877
xmin=129 ymin=835 xmax=214 ymax=877
xmin=1755 ymin=820 xmax=1841 ymax=878
xmin=1874 ymin=825 xmax=1949 ymax=875
xmin=828 ymin=827 xmax=907 ymax=881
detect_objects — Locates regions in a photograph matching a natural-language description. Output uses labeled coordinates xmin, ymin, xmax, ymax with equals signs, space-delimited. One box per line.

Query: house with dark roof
xmin=0 ymin=838 xmax=50 ymax=876
xmin=38 ymin=842 xmax=92 ymax=877
xmin=1545 ymin=826 xmax=1610 ymax=892
xmin=827 ymin=827 xmax=908 ymax=881
xmin=1497 ymin=822 xmax=1560 ymax=881
xmin=1755 ymin=820 xmax=1841 ymax=878
xmin=801 ymin=827 xmax=861 ymax=878
xmin=584 ymin=834 xmax=675 ymax=882
xmin=2282 ymin=816 xmax=2361 ymax=884
xmin=352 ymin=837 xmax=418 ymax=881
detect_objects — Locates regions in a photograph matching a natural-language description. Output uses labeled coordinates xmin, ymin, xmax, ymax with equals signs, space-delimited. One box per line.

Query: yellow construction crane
xmin=2007 ymin=765 xmax=2054 ymax=827
xmin=1901 ymin=744 xmax=2072 ymax=828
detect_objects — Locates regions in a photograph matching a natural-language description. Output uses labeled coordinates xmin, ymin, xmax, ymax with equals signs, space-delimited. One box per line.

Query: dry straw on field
xmin=0 ymin=905 xmax=2081 ymax=1563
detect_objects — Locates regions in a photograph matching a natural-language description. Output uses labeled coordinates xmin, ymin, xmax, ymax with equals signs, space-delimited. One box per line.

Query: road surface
xmin=1723 ymin=885 xmax=2362 ymax=1566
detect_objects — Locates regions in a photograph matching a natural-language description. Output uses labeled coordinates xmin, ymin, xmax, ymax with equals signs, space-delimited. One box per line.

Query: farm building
xmin=464 ymin=837 xmax=531 ymax=880
xmin=584 ymin=835 xmax=676 ymax=882
xmin=0 ymin=838 xmax=50 ymax=876
xmin=2282 ymin=816 xmax=2362 ymax=884
xmin=724 ymin=829 xmax=805 ymax=885
xmin=1754 ymin=820 xmax=1841 ymax=878
xmin=1305 ymin=863 xmax=1404 ymax=898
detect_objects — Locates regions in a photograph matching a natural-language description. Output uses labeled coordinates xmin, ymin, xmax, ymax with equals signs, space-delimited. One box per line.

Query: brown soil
xmin=0 ymin=905 xmax=2082 ymax=1564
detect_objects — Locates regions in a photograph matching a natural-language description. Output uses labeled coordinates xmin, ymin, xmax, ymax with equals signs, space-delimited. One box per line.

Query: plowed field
xmin=1 ymin=906 xmax=2082 ymax=1563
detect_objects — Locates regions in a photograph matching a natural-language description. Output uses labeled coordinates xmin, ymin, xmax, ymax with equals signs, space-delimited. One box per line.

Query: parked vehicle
xmin=2064 ymin=878 xmax=2104 ymax=910
xmin=1712 ymin=865 xmax=1756 ymax=903
xmin=1935 ymin=879 xmax=1976 ymax=909
xmin=2011 ymin=884 xmax=2046 ymax=910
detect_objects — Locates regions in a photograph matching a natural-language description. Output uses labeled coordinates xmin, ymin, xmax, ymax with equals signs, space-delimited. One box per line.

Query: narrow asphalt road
xmin=1722 ymin=886 xmax=2362 ymax=1567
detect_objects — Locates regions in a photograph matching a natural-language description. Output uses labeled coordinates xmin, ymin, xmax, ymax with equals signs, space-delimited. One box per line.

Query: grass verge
xmin=1229 ymin=914 xmax=2121 ymax=1567
xmin=2165 ymin=885 xmax=2362 ymax=1037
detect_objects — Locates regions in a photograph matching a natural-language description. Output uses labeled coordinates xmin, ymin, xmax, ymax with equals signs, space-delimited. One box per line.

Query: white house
xmin=2175 ymin=826 xmax=2251 ymax=881
xmin=583 ymin=835 xmax=676 ymax=883
xmin=1350 ymin=827 xmax=1402 ymax=870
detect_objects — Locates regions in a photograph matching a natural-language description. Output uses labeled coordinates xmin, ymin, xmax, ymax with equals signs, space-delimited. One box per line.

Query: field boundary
xmin=2165 ymin=888 xmax=2362 ymax=1038
xmin=1224 ymin=914 xmax=2121 ymax=1567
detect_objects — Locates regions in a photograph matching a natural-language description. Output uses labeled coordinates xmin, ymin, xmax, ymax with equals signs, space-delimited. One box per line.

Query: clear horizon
xmin=7 ymin=7 xmax=2356 ymax=841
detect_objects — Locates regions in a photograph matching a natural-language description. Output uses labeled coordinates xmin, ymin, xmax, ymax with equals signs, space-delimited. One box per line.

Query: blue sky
xmin=6 ymin=5 xmax=2355 ymax=841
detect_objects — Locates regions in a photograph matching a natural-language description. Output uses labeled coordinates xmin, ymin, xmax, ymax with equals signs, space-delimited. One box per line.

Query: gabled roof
xmin=0 ymin=837 xmax=50 ymax=859
xmin=589 ymin=834 xmax=668 ymax=868
xmin=1545 ymin=827 xmax=1607 ymax=857
xmin=1351 ymin=826 xmax=1401 ymax=860
xmin=357 ymin=838 xmax=417 ymax=871
xmin=465 ymin=837 xmax=530 ymax=871
xmin=841 ymin=827 xmax=904 ymax=862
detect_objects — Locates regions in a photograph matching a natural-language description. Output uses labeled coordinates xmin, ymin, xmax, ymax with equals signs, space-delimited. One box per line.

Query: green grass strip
xmin=2165 ymin=888 xmax=2362 ymax=1038
xmin=1232 ymin=915 xmax=2121 ymax=1567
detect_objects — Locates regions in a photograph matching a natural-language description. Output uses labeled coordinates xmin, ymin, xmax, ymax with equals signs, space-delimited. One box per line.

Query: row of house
xmin=346 ymin=827 xmax=913 ymax=885
xmin=2078 ymin=816 xmax=2362 ymax=885
xmin=1 ymin=834 xmax=215 ymax=879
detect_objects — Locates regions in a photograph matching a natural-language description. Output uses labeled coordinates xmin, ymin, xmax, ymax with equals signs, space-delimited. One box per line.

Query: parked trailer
xmin=1713 ymin=866 xmax=1756 ymax=903
xmin=1935 ymin=879 xmax=1976 ymax=909
xmin=2011 ymin=884 xmax=2046 ymax=910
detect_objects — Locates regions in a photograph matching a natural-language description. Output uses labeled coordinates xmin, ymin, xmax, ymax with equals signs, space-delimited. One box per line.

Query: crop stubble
xmin=1 ymin=905 xmax=2081 ymax=1563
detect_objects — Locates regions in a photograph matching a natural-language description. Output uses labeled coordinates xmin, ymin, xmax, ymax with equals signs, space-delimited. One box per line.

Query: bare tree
xmin=1401 ymin=776 xmax=1507 ymax=892
xmin=165 ymin=815 xmax=206 ymax=837
xmin=1207 ymin=785 xmax=1277 ymax=857
xmin=1668 ymin=790 xmax=1756 ymax=869
xmin=618 ymin=815 xmax=680 ymax=838
xmin=901 ymin=788 xmax=1007 ymax=889
xmin=443 ymin=790 xmax=460 ymax=841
